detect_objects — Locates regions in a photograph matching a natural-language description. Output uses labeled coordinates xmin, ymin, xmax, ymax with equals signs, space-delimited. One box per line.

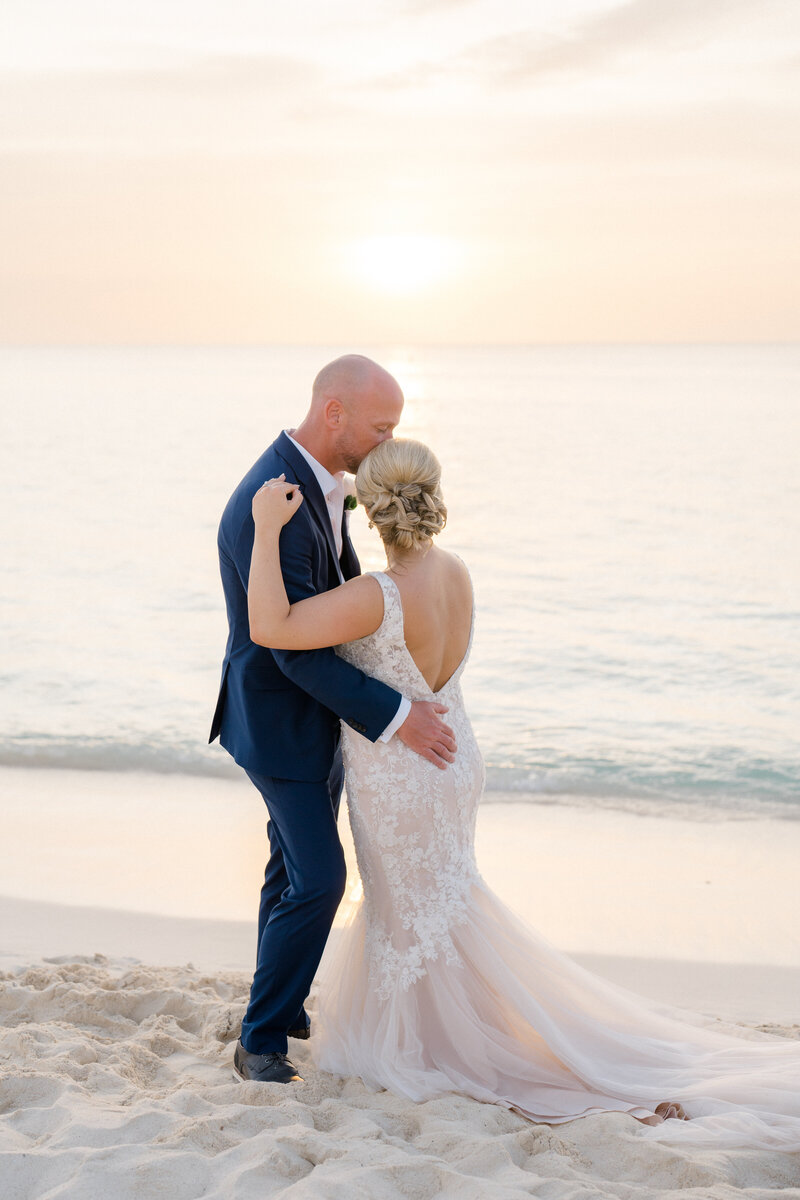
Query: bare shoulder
xmin=438 ymin=548 xmax=473 ymax=594
xmin=275 ymin=568 xmax=385 ymax=650
xmin=419 ymin=549 xmax=473 ymax=622
xmin=337 ymin=572 xmax=385 ymax=605
xmin=330 ymin=572 xmax=385 ymax=641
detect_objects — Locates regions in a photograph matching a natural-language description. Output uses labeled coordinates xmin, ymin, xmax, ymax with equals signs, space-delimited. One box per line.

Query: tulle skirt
xmin=314 ymin=876 xmax=800 ymax=1151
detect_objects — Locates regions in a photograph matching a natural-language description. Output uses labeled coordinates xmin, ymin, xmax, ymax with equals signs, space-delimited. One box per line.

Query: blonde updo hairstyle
xmin=356 ymin=438 xmax=447 ymax=553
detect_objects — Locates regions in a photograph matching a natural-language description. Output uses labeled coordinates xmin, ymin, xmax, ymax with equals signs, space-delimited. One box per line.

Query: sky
xmin=1 ymin=0 xmax=798 ymax=344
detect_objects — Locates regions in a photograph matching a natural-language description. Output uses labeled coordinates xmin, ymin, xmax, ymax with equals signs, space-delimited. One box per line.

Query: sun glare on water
xmin=351 ymin=234 xmax=461 ymax=295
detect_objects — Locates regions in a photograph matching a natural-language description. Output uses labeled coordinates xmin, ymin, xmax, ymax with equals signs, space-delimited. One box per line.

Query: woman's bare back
xmin=386 ymin=547 xmax=473 ymax=694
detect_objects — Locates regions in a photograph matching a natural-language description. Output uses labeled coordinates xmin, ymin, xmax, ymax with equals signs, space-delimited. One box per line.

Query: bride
xmin=249 ymin=437 xmax=800 ymax=1151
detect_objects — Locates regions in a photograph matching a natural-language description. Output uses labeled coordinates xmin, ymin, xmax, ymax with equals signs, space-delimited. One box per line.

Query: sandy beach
xmin=2 ymin=768 xmax=800 ymax=1197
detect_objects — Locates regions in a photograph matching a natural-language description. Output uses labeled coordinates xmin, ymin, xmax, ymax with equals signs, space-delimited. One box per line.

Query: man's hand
xmin=396 ymin=701 xmax=456 ymax=769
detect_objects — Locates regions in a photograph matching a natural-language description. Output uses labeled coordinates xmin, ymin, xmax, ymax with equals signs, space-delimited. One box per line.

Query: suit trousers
xmin=240 ymin=752 xmax=346 ymax=1055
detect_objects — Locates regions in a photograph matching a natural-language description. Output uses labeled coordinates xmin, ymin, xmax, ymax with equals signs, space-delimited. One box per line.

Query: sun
xmin=351 ymin=234 xmax=460 ymax=296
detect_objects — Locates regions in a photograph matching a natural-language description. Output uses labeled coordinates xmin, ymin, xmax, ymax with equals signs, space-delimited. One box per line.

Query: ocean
xmin=2 ymin=344 xmax=798 ymax=820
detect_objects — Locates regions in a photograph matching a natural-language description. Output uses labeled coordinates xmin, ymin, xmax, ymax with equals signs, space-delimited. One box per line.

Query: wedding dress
xmin=314 ymin=571 xmax=800 ymax=1151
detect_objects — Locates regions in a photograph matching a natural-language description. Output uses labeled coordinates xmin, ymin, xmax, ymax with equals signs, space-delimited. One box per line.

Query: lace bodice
xmin=335 ymin=571 xmax=485 ymax=996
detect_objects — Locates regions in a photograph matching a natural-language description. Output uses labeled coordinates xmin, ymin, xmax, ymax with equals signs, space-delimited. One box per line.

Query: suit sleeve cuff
xmin=378 ymin=696 xmax=411 ymax=743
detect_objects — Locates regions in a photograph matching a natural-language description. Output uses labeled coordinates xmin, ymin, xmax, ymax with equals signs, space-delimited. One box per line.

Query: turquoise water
xmin=2 ymin=344 xmax=798 ymax=818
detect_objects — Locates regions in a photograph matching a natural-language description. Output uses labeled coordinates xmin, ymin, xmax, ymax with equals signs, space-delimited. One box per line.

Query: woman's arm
xmin=248 ymin=477 xmax=384 ymax=650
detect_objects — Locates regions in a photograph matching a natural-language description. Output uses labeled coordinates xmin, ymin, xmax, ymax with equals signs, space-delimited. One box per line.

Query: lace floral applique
xmin=336 ymin=572 xmax=485 ymax=998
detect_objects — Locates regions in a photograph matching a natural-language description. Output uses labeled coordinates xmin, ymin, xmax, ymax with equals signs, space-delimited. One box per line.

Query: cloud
xmin=472 ymin=0 xmax=781 ymax=81
xmin=0 ymin=50 xmax=331 ymax=153
xmin=0 ymin=49 xmax=325 ymax=97
xmin=399 ymin=0 xmax=473 ymax=12
xmin=360 ymin=0 xmax=785 ymax=92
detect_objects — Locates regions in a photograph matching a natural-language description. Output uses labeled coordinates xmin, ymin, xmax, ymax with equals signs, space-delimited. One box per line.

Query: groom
xmin=210 ymin=354 xmax=456 ymax=1083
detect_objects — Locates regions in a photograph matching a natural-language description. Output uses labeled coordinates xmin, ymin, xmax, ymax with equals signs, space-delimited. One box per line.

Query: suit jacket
xmin=209 ymin=431 xmax=401 ymax=780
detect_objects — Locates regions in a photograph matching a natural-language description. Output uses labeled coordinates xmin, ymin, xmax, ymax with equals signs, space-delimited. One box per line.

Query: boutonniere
xmin=344 ymin=493 xmax=358 ymax=511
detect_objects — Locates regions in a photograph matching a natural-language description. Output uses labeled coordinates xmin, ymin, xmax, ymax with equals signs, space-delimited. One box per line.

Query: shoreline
xmin=2 ymin=766 xmax=799 ymax=966
xmin=2 ymin=892 xmax=799 ymax=1026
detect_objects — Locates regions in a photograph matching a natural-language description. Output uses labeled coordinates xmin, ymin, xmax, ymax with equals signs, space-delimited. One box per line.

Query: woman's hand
xmin=252 ymin=475 xmax=304 ymax=530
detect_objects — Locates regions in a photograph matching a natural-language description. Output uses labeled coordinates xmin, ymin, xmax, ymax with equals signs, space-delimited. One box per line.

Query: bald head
xmin=294 ymin=354 xmax=404 ymax=475
xmin=311 ymin=355 xmax=397 ymax=412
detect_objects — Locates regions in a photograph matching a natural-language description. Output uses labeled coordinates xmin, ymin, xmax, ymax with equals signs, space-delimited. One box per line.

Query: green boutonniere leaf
xmin=344 ymin=494 xmax=358 ymax=511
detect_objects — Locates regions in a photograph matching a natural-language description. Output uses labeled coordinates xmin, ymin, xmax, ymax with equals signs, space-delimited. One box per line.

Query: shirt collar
xmin=285 ymin=431 xmax=343 ymax=500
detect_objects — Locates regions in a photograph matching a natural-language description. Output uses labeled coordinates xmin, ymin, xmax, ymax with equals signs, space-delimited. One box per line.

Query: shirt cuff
xmin=378 ymin=696 xmax=412 ymax=743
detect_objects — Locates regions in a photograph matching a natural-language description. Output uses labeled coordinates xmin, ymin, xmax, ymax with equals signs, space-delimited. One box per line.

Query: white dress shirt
xmin=287 ymin=433 xmax=346 ymax=574
xmin=285 ymin=432 xmax=411 ymax=742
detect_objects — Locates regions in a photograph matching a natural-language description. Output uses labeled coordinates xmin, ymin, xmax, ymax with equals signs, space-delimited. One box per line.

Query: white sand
xmin=2 ymin=953 xmax=799 ymax=1198
xmin=2 ymin=768 xmax=800 ymax=1196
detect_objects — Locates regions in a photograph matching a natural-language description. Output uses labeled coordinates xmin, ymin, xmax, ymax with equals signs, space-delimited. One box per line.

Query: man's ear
xmin=323 ymin=397 xmax=344 ymax=429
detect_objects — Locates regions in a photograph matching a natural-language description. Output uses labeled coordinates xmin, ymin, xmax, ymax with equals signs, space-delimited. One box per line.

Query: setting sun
xmin=350 ymin=234 xmax=462 ymax=296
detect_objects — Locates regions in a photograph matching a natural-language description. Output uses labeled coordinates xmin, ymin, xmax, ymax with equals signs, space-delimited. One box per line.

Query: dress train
xmin=312 ymin=572 xmax=800 ymax=1151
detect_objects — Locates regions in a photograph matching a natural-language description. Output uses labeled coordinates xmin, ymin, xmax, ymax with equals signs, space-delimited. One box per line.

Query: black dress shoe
xmin=288 ymin=1022 xmax=311 ymax=1040
xmin=232 ymin=1039 xmax=304 ymax=1083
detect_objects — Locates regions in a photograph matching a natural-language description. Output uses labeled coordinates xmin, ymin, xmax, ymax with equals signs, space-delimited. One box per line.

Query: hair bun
xmin=356 ymin=439 xmax=447 ymax=552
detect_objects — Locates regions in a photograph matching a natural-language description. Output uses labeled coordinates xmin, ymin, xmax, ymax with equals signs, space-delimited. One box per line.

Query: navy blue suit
xmin=210 ymin=432 xmax=401 ymax=1053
